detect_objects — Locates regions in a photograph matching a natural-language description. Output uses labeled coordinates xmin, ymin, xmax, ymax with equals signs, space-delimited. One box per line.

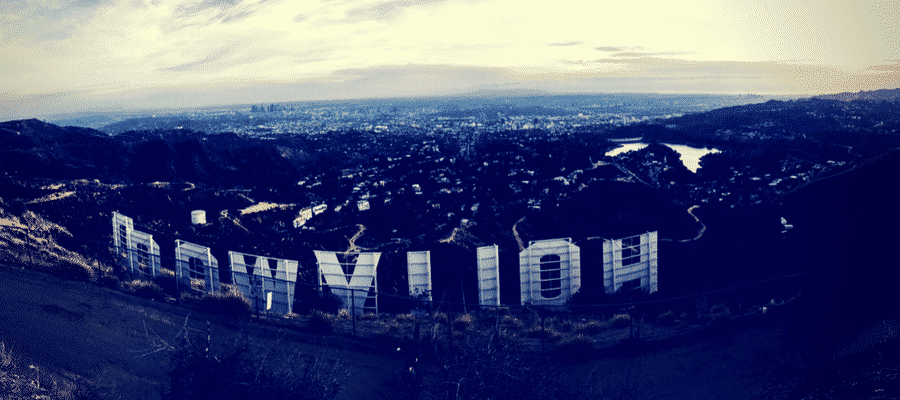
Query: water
xmin=605 ymin=142 xmax=649 ymax=157
xmin=663 ymin=144 xmax=721 ymax=173
xmin=605 ymin=142 xmax=721 ymax=173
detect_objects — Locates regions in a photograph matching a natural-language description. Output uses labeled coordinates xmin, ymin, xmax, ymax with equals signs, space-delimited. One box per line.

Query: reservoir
xmin=605 ymin=142 xmax=721 ymax=173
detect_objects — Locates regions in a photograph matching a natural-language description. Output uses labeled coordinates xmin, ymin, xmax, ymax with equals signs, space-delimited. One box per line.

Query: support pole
xmin=352 ymin=291 xmax=357 ymax=337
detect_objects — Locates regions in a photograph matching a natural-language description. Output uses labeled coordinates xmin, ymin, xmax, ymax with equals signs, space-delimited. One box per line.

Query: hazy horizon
xmin=2 ymin=0 xmax=898 ymax=120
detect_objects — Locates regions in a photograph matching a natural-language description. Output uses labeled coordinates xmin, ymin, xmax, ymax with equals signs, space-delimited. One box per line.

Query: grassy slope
xmin=0 ymin=263 xmax=834 ymax=400
xmin=0 ymin=266 xmax=400 ymax=400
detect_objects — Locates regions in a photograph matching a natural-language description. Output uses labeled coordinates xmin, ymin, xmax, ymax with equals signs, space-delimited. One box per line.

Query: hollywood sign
xmin=113 ymin=212 xmax=657 ymax=314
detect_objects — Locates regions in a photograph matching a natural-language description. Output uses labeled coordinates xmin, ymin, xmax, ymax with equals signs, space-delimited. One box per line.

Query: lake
xmin=605 ymin=142 xmax=721 ymax=173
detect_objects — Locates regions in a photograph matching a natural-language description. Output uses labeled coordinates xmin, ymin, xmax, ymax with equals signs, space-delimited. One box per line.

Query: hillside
xmin=2 ymin=94 xmax=900 ymax=399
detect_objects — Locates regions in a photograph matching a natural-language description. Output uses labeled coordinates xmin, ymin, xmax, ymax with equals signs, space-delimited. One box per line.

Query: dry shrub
xmin=153 ymin=270 xmax=178 ymax=297
xmin=0 ymin=340 xmax=106 ymax=400
xmin=609 ymin=314 xmax=632 ymax=329
xmin=164 ymin=332 xmax=345 ymax=400
xmin=709 ymin=303 xmax=731 ymax=323
xmin=99 ymin=273 xmax=119 ymax=289
xmin=308 ymin=311 xmax=336 ymax=335
xmin=657 ymin=310 xmax=677 ymax=326
xmin=500 ymin=315 xmax=526 ymax=330
xmin=39 ymin=255 xmax=93 ymax=282
xmin=524 ymin=327 xmax=563 ymax=342
xmin=432 ymin=312 xmax=449 ymax=325
xmin=497 ymin=330 xmax=522 ymax=347
xmin=125 ymin=279 xmax=165 ymax=301
xmin=395 ymin=313 xmax=416 ymax=323
xmin=572 ymin=321 xmax=605 ymax=335
xmin=359 ymin=312 xmax=379 ymax=321
xmin=195 ymin=286 xmax=252 ymax=319
xmin=372 ymin=321 xmax=407 ymax=347
xmin=556 ymin=334 xmax=597 ymax=361
xmin=453 ymin=313 xmax=475 ymax=331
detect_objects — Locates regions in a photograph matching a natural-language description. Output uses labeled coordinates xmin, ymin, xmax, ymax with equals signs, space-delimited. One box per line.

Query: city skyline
xmin=2 ymin=0 xmax=898 ymax=120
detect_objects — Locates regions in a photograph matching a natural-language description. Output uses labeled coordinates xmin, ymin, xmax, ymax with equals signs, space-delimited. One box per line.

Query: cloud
xmin=611 ymin=51 xmax=694 ymax=58
xmin=158 ymin=51 xmax=236 ymax=73
xmin=339 ymin=0 xmax=448 ymax=23
xmin=595 ymin=46 xmax=627 ymax=52
xmin=547 ymin=41 xmax=582 ymax=47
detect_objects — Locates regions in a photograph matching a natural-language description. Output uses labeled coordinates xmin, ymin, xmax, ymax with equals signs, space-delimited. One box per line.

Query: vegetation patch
xmin=164 ymin=332 xmax=345 ymax=400
xmin=656 ymin=310 xmax=677 ymax=326
xmin=308 ymin=311 xmax=337 ymax=334
xmin=556 ymin=334 xmax=598 ymax=361
xmin=194 ymin=286 xmax=252 ymax=319
xmin=609 ymin=313 xmax=632 ymax=328
xmin=125 ymin=279 xmax=165 ymax=301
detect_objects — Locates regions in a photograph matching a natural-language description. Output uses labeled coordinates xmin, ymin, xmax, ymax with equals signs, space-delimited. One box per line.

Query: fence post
xmin=448 ymin=310 xmax=453 ymax=348
xmin=541 ymin=309 xmax=545 ymax=354
xmin=629 ymin=312 xmax=635 ymax=339
xmin=174 ymin=258 xmax=180 ymax=306
xmin=351 ymin=290 xmax=357 ymax=337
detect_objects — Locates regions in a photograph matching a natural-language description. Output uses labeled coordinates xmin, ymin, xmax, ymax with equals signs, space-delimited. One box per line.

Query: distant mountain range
xmin=813 ymin=88 xmax=900 ymax=102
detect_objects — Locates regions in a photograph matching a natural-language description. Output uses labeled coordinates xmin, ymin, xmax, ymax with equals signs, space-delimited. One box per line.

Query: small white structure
xmin=519 ymin=238 xmax=581 ymax=306
xmin=477 ymin=245 xmax=501 ymax=306
xmin=229 ymin=251 xmax=299 ymax=315
xmin=294 ymin=207 xmax=313 ymax=228
xmin=313 ymin=204 xmax=327 ymax=215
xmin=191 ymin=210 xmax=206 ymax=225
xmin=780 ymin=217 xmax=794 ymax=233
xmin=175 ymin=240 xmax=220 ymax=294
xmin=315 ymin=251 xmax=380 ymax=314
xmin=406 ymin=251 xmax=432 ymax=300
xmin=112 ymin=211 xmax=161 ymax=278
xmin=357 ymin=200 xmax=370 ymax=211
xmin=602 ymin=232 xmax=658 ymax=294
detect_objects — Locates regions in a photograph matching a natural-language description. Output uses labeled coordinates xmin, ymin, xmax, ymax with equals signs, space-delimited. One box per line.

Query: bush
xmin=99 ymin=274 xmax=119 ymax=289
xmin=609 ymin=314 xmax=632 ymax=329
xmin=500 ymin=315 xmax=526 ymax=330
xmin=154 ymin=271 xmax=178 ymax=298
xmin=195 ymin=287 xmax=252 ymax=319
xmin=308 ymin=311 xmax=336 ymax=335
xmin=556 ymin=334 xmax=597 ymax=361
xmin=432 ymin=312 xmax=449 ymax=325
xmin=453 ymin=313 xmax=475 ymax=331
xmin=524 ymin=327 xmax=563 ymax=342
xmin=395 ymin=313 xmax=416 ymax=323
xmin=126 ymin=280 xmax=165 ymax=301
xmin=163 ymin=333 xmax=344 ymax=400
xmin=656 ymin=310 xmax=677 ymax=326
xmin=709 ymin=304 xmax=731 ymax=323
xmin=572 ymin=322 xmax=604 ymax=335
xmin=41 ymin=256 xmax=93 ymax=282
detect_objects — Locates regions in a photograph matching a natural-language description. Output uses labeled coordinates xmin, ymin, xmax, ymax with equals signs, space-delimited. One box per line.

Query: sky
xmin=1 ymin=0 xmax=898 ymax=119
